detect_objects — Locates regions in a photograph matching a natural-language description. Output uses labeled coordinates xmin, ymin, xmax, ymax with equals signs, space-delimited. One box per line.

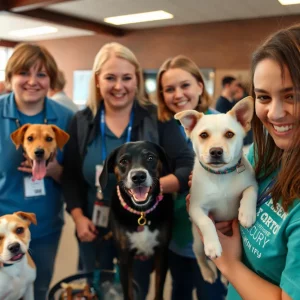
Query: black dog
xmin=100 ymin=141 xmax=173 ymax=300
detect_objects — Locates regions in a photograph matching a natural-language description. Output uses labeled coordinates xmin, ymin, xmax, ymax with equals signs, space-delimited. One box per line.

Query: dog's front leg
xmin=189 ymin=201 xmax=222 ymax=259
xmin=23 ymin=284 xmax=34 ymax=300
xmin=239 ymin=185 xmax=257 ymax=228
xmin=119 ymin=252 xmax=134 ymax=300
xmin=153 ymin=247 xmax=168 ymax=300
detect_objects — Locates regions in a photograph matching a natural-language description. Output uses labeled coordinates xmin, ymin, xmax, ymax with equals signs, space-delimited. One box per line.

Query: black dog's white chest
xmin=126 ymin=226 xmax=159 ymax=256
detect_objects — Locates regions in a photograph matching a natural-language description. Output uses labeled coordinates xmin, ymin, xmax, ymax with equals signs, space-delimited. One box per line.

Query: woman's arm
xmin=213 ymin=220 xmax=291 ymax=300
xmin=159 ymin=119 xmax=194 ymax=193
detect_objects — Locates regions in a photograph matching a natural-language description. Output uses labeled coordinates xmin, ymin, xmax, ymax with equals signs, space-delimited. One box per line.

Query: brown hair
xmin=86 ymin=42 xmax=148 ymax=116
xmin=250 ymin=24 xmax=300 ymax=211
xmin=156 ymin=55 xmax=212 ymax=121
xmin=53 ymin=70 xmax=66 ymax=90
xmin=5 ymin=43 xmax=58 ymax=89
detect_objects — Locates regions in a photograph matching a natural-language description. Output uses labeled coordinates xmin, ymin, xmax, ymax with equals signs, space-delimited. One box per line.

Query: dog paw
xmin=201 ymin=266 xmax=217 ymax=284
xmin=204 ymin=241 xmax=222 ymax=259
xmin=239 ymin=209 xmax=256 ymax=228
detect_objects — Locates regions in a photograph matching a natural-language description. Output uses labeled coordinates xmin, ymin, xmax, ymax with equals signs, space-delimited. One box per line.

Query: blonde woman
xmin=62 ymin=43 xmax=194 ymax=299
xmin=157 ymin=55 xmax=226 ymax=300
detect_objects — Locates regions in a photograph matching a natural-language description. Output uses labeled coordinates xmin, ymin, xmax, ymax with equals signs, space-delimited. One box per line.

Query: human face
xmin=161 ymin=68 xmax=203 ymax=114
xmin=96 ymin=56 xmax=137 ymax=111
xmin=229 ymin=80 xmax=240 ymax=98
xmin=10 ymin=62 xmax=50 ymax=107
xmin=254 ymin=58 xmax=297 ymax=150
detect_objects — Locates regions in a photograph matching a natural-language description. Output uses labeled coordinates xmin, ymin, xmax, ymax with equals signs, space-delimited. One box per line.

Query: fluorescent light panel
xmin=104 ymin=10 xmax=173 ymax=25
xmin=9 ymin=26 xmax=58 ymax=37
xmin=278 ymin=0 xmax=300 ymax=4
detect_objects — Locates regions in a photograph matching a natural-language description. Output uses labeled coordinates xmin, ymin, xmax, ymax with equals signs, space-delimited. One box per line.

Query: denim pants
xmin=168 ymin=249 xmax=227 ymax=300
xmin=30 ymin=230 xmax=62 ymax=300
xmin=79 ymin=237 xmax=154 ymax=300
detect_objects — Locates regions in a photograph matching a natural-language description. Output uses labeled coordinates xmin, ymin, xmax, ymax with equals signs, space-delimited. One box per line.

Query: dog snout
xmin=34 ymin=148 xmax=45 ymax=158
xmin=8 ymin=242 xmax=20 ymax=254
xmin=209 ymin=147 xmax=223 ymax=159
xmin=131 ymin=171 xmax=147 ymax=184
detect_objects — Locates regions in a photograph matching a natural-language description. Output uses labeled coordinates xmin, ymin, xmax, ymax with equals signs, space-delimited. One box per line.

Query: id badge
xmin=24 ymin=176 xmax=46 ymax=198
xmin=92 ymin=201 xmax=110 ymax=228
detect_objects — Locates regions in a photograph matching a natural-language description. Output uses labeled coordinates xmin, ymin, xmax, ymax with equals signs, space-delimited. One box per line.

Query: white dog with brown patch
xmin=175 ymin=96 xmax=258 ymax=283
xmin=0 ymin=212 xmax=37 ymax=300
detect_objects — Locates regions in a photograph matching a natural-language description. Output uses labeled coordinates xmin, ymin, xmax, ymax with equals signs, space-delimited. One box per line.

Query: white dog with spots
xmin=0 ymin=212 xmax=36 ymax=300
xmin=175 ymin=97 xmax=258 ymax=283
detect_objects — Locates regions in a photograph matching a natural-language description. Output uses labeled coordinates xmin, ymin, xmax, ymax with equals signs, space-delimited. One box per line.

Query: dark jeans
xmin=168 ymin=250 xmax=227 ymax=300
xmin=30 ymin=230 xmax=62 ymax=300
xmin=78 ymin=236 xmax=153 ymax=300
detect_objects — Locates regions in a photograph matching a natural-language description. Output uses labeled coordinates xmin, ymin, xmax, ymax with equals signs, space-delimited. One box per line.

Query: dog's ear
xmin=50 ymin=125 xmax=70 ymax=150
xmin=151 ymin=142 xmax=171 ymax=174
xmin=14 ymin=211 xmax=37 ymax=226
xmin=99 ymin=146 xmax=120 ymax=190
xmin=174 ymin=110 xmax=203 ymax=138
xmin=10 ymin=124 xmax=31 ymax=149
xmin=228 ymin=96 xmax=254 ymax=132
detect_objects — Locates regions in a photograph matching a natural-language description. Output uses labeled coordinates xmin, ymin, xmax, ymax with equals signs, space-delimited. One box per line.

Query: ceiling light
xmin=9 ymin=26 xmax=58 ymax=37
xmin=278 ymin=0 xmax=300 ymax=4
xmin=104 ymin=10 xmax=173 ymax=25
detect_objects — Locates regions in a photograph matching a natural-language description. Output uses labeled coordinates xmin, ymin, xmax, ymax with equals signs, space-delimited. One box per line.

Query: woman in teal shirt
xmin=156 ymin=55 xmax=226 ymax=300
xmin=194 ymin=25 xmax=300 ymax=300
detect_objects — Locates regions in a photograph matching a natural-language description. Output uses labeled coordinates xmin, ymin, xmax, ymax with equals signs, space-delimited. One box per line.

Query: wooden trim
xmin=0 ymin=40 xmax=19 ymax=47
xmin=15 ymin=8 xmax=127 ymax=36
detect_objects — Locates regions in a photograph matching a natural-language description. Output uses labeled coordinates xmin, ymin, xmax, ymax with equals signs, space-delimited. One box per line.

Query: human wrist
xmin=71 ymin=208 xmax=84 ymax=223
xmin=220 ymin=259 xmax=243 ymax=279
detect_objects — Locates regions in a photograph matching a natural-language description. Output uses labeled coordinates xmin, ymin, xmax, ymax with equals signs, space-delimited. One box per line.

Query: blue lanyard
xmin=256 ymin=177 xmax=276 ymax=207
xmin=100 ymin=106 xmax=134 ymax=161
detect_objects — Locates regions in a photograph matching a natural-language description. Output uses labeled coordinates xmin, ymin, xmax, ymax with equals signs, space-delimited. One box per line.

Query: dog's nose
xmin=8 ymin=242 xmax=20 ymax=254
xmin=131 ymin=171 xmax=147 ymax=184
xmin=34 ymin=148 xmax=45 ymax=158
xmin=210 ymin=147 xmax=223 ymax=158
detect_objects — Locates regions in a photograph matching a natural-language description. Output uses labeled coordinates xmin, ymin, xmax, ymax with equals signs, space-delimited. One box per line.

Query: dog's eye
xmin=225 ymin=131 xmax=235 ymax=139
xmin=147 ymin=155 xmax=154 ymax=161
xmin=46 ymin=137 xmax=53 ymax=142
xmin=16 ymin=227 xmax=24 ymax=234
xmin=200 ymin=132 xmax=209 ymax=139
xmin=27 ymin=136 xmax=33 ymax=142
xmin=120 ymin=159 xmax=129 ymax=166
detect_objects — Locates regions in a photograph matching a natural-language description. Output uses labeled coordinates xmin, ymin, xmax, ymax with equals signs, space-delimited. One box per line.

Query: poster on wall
xmin=73 ymin=70 xmax=92 ymax=106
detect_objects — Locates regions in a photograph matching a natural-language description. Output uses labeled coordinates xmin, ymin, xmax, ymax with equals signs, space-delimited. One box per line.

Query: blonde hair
xmin=5 ymin=43 xmax=57 ymax=89
xmin=156 ymin=55 xmax=212 ymax=121
xmin=86 ymin=42 xmax=148 ymax=116
xmin=53 ymin=70 xmax=66 ymax=90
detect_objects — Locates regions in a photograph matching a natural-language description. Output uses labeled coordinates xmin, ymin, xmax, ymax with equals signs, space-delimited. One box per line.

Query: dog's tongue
xmin=32 ymin=160 xmax=47 ymax=181
xmin=131 ymin=187 xmax=150 ymax=202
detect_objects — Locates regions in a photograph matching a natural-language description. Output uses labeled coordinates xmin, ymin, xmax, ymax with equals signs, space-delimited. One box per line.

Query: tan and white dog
xmin=175 ymin=96 xmax=258 ymax=283
xmin=0 ymin=212 xmax=37 ymax=300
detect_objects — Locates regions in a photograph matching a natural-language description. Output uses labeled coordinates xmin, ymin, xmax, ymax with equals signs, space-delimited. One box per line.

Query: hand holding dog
xmin=18 ymin=153 xmax=63 ymax=183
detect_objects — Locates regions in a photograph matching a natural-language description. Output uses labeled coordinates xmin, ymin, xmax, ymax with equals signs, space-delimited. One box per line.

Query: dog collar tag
xmin=138 ymin=213 xmax=147 ymax=226
xmin=236 ymin=164 xmax=246 ymax=174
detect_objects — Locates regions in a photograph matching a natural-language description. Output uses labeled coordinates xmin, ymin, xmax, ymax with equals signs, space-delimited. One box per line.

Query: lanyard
xmin=15 ymin=101 xmax=48 ymax=128
xmin=256 ymin=177 xmax=276 ymax=207
xmin=100 ymin=105 xmax=134 ymax=161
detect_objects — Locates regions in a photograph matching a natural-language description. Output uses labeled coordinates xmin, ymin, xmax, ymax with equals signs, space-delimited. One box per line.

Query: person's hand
xmin=212 ymin=219 xmax=242 ymax=274
xmin=185 ymin=172 xmax=192 ymax=211
xmin=17 ymin=153 xmax=32 ymax=174
xmin=75 ymin=215 xmax=98 ymax=242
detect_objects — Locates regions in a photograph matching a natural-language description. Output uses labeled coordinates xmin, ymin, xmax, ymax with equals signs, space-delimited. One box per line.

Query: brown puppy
xmin=11 ymin=124 xmax=69 ymax=181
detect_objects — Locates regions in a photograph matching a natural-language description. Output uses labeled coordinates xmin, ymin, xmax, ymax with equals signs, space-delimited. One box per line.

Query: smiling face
xmin=161 ymin=68 xmax=203 ymax=114
xmin=254 ymin=59 xmax=298 ymax=150
xmin=96 ymin=55 xmax=137 ymax=112
xmin=0 ymin=213 xmax=35 ymax=264
xmin=10 ymin=61 xmax=50 ymax=108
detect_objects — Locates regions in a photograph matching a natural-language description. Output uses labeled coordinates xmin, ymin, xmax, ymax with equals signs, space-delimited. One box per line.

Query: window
xmin=0 ymin=47 xmax=13 ymax=81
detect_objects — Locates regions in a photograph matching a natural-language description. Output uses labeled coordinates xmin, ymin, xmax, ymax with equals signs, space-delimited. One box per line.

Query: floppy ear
xmin=14 ymin=211 xmax=37 ymax=226
xmin=174 ymin=110 xmax=203 ymax=138
xmin=99 ymin=146 xmax=120 ymax=191
xmin=10 ymin=124 xmax=31 ymax=149
xmin=50 ymin=125 xmax=70 ymax=150
xmin=228 ymin=96 xmax=254 ymax=132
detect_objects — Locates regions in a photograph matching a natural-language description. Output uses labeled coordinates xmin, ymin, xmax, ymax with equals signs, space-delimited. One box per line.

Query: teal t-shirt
xmin=227 ymin=144 xmax=300 ymax=300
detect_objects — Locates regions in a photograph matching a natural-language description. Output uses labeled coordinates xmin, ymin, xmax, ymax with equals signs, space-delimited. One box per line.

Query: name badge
xmin=24 ymin=176 xmax=46 ymax=198
xmin=92 ymin=202 xmax=110 ymax=228
xmin=95 ymin=165 xmax=103 ymax=187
